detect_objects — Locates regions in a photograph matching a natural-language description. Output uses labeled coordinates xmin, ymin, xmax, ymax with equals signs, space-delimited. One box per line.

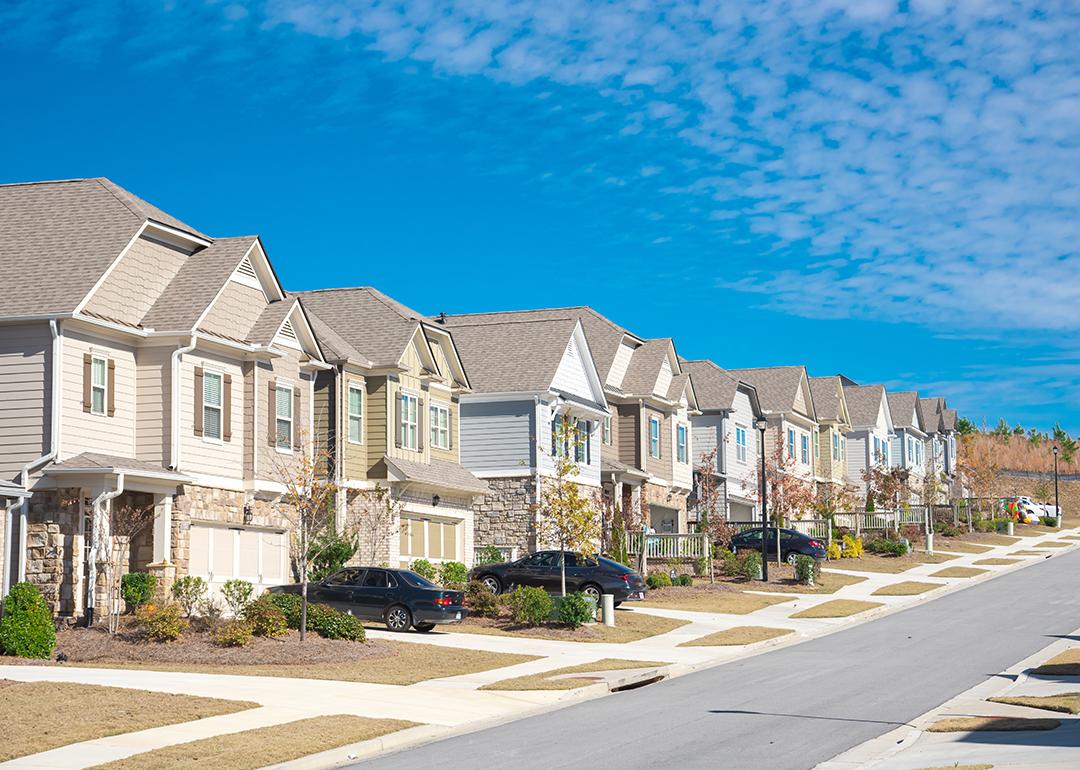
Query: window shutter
xmin=82 ymin=354 xmax=92 ymax=412
xmin=448 ymin=409 xmax=454 ymax=450
xmin=394 ymin=394 xmax=402 ymax=448
xmin=223 ymin=374 xmax=233 ymax=441
xmin=293 ymin=387 xmax=301 ymax=449
xmin=193 ymin=366 xmax=204 ymax=437
xmin=417 ymin=397 xmax=424 ymax=451
xmin=107 ymin=359 xmax=116 ymax=417
xmin=267 ymin=379 xmax=276 ymax=447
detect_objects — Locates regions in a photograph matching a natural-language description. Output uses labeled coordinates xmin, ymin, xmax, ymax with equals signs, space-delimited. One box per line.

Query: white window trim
xmin=800 ymin=432 xmax=809 ymax=465
xmin=574 ymin=419 xmax=590 ymax=463
xmin=90 ymin=354 xmax=108 ymax=417
xmin=275 ymin=380 xmax=293 ymax=455
xmin=202 ymin=368 xmax=225 ymax=444
xmin=400 ymin=392 xmax=419 ymax=451
xmin=677 ymin=423 xmax=688 ymax=464
xmin=649 ymin=417 xmax=661 ymax=459
xmin=735 ymin=425 xmax=747 ymax=464
xmin=787 ymin=428 xmax=795 ymax=460
xmin=347 ymin=383 xmax=364 ymax=445
xmin=430 ymin=402 xmax=451 ymax=450
xmin=602 ymin=415 xmax=612 ymax=445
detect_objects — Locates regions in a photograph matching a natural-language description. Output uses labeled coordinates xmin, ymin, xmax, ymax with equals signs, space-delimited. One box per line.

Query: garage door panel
xmin=211 ymin=528 xmax=234 ymax=580
xmin=187 ymin=524 xmax=288 ymax=591
xmin=189 ymin=524 xmax=210 ymax=576
xmin=261 ymin=532 xmax=285 ymax=581
xmin=238 ymin=529 xmax=260 ymax=579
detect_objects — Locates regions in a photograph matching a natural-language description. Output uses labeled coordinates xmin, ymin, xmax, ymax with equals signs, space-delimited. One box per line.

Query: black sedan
xmin=729 ymin=528 xmax=827 ymax=564
xmin=268 ymin=567 xmax=467 ymax=633
xmin=469 ymin=551 xmax=646 ymax=604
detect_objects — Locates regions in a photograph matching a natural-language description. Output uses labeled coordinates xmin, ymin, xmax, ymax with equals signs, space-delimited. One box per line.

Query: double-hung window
xmin=787 ymin=428 xmax=796 ymax=459
xmin=574 ymin=419 xmax=590 ymax=463
xmin=735 ymin=426 xmax=747 ymax=463
xmin=347 ymin=385 xmax=363 ymax=444
xmin=800 ymin=433 xmax=809 ymax=464
xmin=649 ymin=417 xmax=661 ymax=458
xmin=676 ymin=424 xmax=688 ymax=463
xmin=275 ymin=383 xmax=292 ymax=450
xmin=430 ymin=403 xmax=450 ymax=450
xmin=832 ymin=432 xmax=839 ymax=461
xmin=90 ymin=356 xmax=107 ymax=415
xmin=840 ymin=436 xmax=846 ymax=461
xmin=400 ymin=393 xmax=419 ymax=451
xmin=602 ymin=415 xmax=611 ymax=445
xmin=203 ymin=371 xmax=223 ymax=440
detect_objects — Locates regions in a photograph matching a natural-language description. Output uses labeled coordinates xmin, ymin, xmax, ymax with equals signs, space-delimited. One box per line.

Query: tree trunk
xmin=560 ymin=536 xmax=567 ymax=597
xmin=300 ymin=580 xmax=308 ymax=641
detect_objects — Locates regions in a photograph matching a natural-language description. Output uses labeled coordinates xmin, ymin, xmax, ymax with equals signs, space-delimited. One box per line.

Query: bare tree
xmin=103 ymin=499 xmax=155 ymax=634
xmin=348 ymin=483 xmax=403 ymax=564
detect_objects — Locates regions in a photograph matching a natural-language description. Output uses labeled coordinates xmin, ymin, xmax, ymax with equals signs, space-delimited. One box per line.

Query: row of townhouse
xmin=0 ymin=178 xmax=960 ymax=620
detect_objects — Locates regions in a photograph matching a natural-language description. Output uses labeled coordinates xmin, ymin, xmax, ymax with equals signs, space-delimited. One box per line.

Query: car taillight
xmin=809 ymin=540 xmax=823 ymax=548
xmin=620 ymin=573 xmax=631 ymax=583
xmin=434 ymin=596 xmax=453 ymax=606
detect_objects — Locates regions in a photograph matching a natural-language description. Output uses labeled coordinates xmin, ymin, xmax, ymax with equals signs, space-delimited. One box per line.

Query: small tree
xmin=692 ymin=450 xmax=734 ymax=582
xmin=103 ymin=498 xmax=156 ymax=634
xmin=348 ymin=483 xmax=403 ymax=564
xmin=274 ymin=434 xmax=339 ymax=641
xmin=536 ymin=413 xmax=602 ymax=596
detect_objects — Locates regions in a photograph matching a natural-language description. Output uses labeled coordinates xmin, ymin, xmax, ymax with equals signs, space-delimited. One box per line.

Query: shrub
xmin=211 ymin=619 xmax=253 ymax=647
xmin=740 ymin=551 xmax=762 ymax=581
xmin=475 ymin=545 xmax=506 ymax=566
xmin=312 ymin=609 xmax=365 ymax=641
xmin=693 ymin=556 xmax=709 ymax=577
xmin=826 ymin=542 xmax=841 ymax=561
xmin=243 ymin=595 xmax=289 ymax=638
xmin=508 ymin=586 xmax=553 ymax=626
xmin=220 ymin=579 xmax=254 ymax=617
xmin=675 ymin=573 xmax=694 ymax=587
xmin=556 ymin=592 xmax=594 ymax=629
xmin=465 ymin=580 xmax=500 ymax=618
xmin=719 ymin=549 xmax=740 ymax=577
xmin=840 ymin=534 xmax=863 ymax=559
xmin=1041 ymin=515 xmax=1058 ymax=527
xmin=121 ymin=572 xmax=157 ymax=608
xmin=646 ymin=572 xmax=672 ymax=589
xmin=136 ymin=602 xmax=188 ymax=642
xmin=900 ymin=525 xmax=922 ymax=544
xmin=0 ymin=582 xmax=55 ymax=659
xmin=304 ymin=602 xmax=337 ymax=632
xmin=794 ymin=555 xmax=818 ymax=585
xmin=411 ymin=559 xmax=437 ymax=582
xmin=266 ymin=592 xmax=302 ymax=629
xmin=171 ymin=576 xmax=207 ymax=617
xmin=439 ymin=561 xmax=468 ymax=589
xmin=866 ymin=538 xmax=907 ymax=557
xmin=936 ymin=522 xmax=961 ymax=537
xmin=308 ymin=529 xmax=358 ymax=583
xmin=195 ymin=595 xmax=225 ymax=630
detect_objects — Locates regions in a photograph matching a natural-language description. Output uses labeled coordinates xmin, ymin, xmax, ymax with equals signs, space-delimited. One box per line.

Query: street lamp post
xmin=755 ymin=418 xmax=769 ymax=581
xmin=1053 ymin=445 xmax=1060 ymax=527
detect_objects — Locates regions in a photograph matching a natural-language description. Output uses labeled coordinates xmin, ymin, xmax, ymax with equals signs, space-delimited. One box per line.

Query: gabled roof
xmin=0 ymin=178 xmax=206 ymax=320
xmin=665 ymin=371 xmax=698 ymax=410
xmin=887 ymin=391 xmax=922 ymax=432
xmin=683 ymin=359 xmax=757 ymax=414
xmin=917 ymin=397 xmax=946 ymax=434
xmin=844 ymin=384 xmax=888 ymax=429
xmin=440 ymin=315 xmax=582 ymax=394
xmin=620 ymin=338 xmax=675 ymax=396
xmin=728 ymin=366 xmax=811 ymax=417
xmin=384 ymin=455 xmax=489 ymax=495
xmin=296 ymin=287 xmax=434 ymax=368
xmin=942 ymin=408 xmax=958 ymax=432
xmin=808 ymin=376 xmax=845 ymax=423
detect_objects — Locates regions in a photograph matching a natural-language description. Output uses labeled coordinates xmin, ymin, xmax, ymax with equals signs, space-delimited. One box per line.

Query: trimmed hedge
xmin=121 ymin=572 xmax=157 ymax=608
xmin=0 ymin=582 xmax=55 ymax=659
xmin=556 ymin=592 xmax=593 ymax=629
xmin=509 ymin=586 xmax=553 ymax=626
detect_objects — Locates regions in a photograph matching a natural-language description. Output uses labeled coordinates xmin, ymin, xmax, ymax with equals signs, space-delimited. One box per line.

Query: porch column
xmin=148 ymin=494 xmax=176 ymax=600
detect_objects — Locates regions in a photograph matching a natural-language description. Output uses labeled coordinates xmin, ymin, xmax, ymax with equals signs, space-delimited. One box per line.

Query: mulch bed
xmin=2 ymin=622 xmax=394 ymax=668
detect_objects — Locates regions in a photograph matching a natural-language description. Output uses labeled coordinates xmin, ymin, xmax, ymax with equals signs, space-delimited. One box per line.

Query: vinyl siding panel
xmin=313 ymin=370 xmax=333 ymax=478
xmin=243 ymin=361 xmax=255 ymax=478
xmin=550 ymin=335 xmax=593 ymax=402
xmin=342 ymin=372 xmax=368 ymax=481
xmin=134 ymin=345 xmax=171 ymax=466
xmin=84 ymin=236 xmax=190 ymax=328
xmin=386 ymin=344 xmax=426 ymax=464
xmin=179 ymin=350 xmax=245 ymax=479
xmin=644 ymin=405 xmax=671 ymax=481
xmin=255 ymin=348 xmax=311 ymax=480
xmin=199 ymin=281 xmax=266 ymax=342
xmin=671 ymin=410 xmax=693 ymax=489
xmin=616 ymin=404 xmax=640 ymax=470
xmin=62 ymin=329 xmax=136 ymax=460
xmin=606 ymin=342 xmax=634 ymax=388
xmin=691 ymin=414 xmax=721 ymax=469
xmin=845 ymin=432 xmax=868 ymax=487
xmin=365 ymin=376 xmax=388 ymax=474
xmin=727 ymin=390 xmax=757 ymax=500
xmin=0 ymin=322 xmax=51 ymax=483
xmin=428 ymin=394 xmax=457 ymax=464
xmin=654 ymin=356 xmax=672 ymax=397
xmin=459 ymin=400 xmax=533 ymax=473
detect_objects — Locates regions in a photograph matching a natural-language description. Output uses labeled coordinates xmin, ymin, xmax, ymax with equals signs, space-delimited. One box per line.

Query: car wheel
xmin=414 ymin=622 xmax=435 ymax=633
xmin=480 ymin=575 xmax=502 ymax=594
xmin=581 ymin=583 xmax=602 ymax=604
xmin=613 ymin=601 xmax=622 ymax=608
xmin=785 ymin=551 xmax=799 ymax=566
xmin=385 ymin=605 xmax=412 ymax=632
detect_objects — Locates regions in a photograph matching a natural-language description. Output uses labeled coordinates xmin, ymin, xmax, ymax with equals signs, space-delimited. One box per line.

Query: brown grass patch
xmin=0 ymin=680 xmax=255 ymax=762
xmin=1011 ymin=550 xmax=1049 ymax=556
xmin=927 ymin=716 xmax=1060 ymax=732
xmin=637 ymin=587 xmax=797 ymax=614
xmin=973 ymin=558 xmax=1022 ymax=566
xmin=1032 ymin=648 xmax=1080 ymax=677
xmin=1012 ymin=525 xmax=1065 ymax=537
xmin=698 ymin=567 xmax=867 ymax=595
xmin=480 ymin=658 xmax=668 ymax=691
xmin=936 ymin=540 xmax=994 ymax=554
xmin=679 ymin=626 xmax=795 ymax=647
xmin=93 ymin=715 xmax=415 ymax=770
xmin=871 ymin=581 xmax=943 ymax=596
xmin=962 ymin=532 xmax=1022 ymax=545
xmin=913 ymin=765 xmax=992 ymax=770
xmin=446 ymin=609 xmax=687 ymax=644
xmin=989 ymin=692 xmax=1080 ymax=714
xmin=929 ymin=567 xmax=989 ymax=578
xmin=790 ymin=599 xmax=883 ymax=619
xmin=1038 ymin=541 xmax=1074 ymax=548
xmin=826 ymin=552 xmax=957 ymax=574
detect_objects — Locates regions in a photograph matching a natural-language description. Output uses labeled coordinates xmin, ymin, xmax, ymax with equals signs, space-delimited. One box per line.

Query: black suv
xmin=469 ymin=551 xmax=646 ymax=604
xmin=729 ymin=528 xmax=827 ymax=564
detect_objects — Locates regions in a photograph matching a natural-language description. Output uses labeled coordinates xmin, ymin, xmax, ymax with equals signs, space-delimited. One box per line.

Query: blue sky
xmin=2 ymin=1 xmax=1078 ymax=432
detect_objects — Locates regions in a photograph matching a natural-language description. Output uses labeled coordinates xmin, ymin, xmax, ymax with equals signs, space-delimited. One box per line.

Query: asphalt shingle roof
xmin=384 ymin=455 xmax=489 ymax=495
xmin=620 ymin=338 xmax=673 ymax=396
xmin=683 ymin=360 xmax=740 ymax=412
xmin=917 ymin=397 xmax=946 ymax=434
xmin=296 ymin=287 xmax=429 ymax=367
xmin=729 ymin=366 xmax=807 ymax=415
xmin=844 ymin=384 xmax=886 ymax=428
xmin=809 ymin=376 xmax=844 ymax=422
xmin=887 ymin=391 xmax=921 ymax=430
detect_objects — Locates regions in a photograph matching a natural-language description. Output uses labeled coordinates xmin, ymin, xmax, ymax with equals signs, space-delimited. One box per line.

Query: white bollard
xmin=926 ymin=532 xmax=934 ymax=555
xmin=1007 ymin=520 xmax=1015 ymax=536
xmin=602 ymin=594 xmax=615 ymax=627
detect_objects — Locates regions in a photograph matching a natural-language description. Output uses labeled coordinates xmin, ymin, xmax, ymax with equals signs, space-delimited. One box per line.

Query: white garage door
xmin=188 ymin=524 xmax=289 ymax=601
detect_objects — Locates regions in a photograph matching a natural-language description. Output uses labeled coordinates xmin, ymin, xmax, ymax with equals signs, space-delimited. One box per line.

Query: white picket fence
xmin=626 ymin=531 xmax=710 ymax=560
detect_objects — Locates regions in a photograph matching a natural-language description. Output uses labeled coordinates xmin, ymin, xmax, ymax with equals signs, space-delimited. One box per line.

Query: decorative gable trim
xmin=230 ymin=254 xmax=262 ymax=290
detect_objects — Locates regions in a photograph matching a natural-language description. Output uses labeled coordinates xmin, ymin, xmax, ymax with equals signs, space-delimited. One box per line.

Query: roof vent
xmin=237 ymin=256 xmax=257 ymax=279
xmin=279 ymin=318 xmax=297 ymax=342
xmin=231 ymin=255 xmax=262 ymax=289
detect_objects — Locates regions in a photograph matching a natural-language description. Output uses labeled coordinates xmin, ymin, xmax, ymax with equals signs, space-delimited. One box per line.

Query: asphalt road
xmin=355 ymin=548 xmax=1080 ymax=770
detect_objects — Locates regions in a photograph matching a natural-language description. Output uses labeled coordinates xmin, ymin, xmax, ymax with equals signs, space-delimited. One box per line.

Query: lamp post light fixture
xmin=1053 ymin=445 xmax=1060 ymax=527
xmin=754 ymin=417 xmax=770 ymax=582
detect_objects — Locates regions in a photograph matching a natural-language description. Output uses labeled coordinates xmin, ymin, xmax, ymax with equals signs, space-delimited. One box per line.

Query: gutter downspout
xmin=169 ymin=335 xmax=197 ymax=472
xmin=12 ymin=320 xmax=62 ymax=590
xmin=85 ymin=472 xmax=124 ymax=627
xmin=335 ymin=367 xmax=346 ymax=531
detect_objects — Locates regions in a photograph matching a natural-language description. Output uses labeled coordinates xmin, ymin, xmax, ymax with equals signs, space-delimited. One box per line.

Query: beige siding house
xmin=296 ymin=288 xmax=488 ymax=569
xmin=0 ymin=178 xmax=325 ymax=620
xmin=809 ymin=375 xmax=854 ymax=503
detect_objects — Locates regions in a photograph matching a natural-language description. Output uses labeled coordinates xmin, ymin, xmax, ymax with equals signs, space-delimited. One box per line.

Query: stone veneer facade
xmin=473 ymin=476 xmax=538 ymax=558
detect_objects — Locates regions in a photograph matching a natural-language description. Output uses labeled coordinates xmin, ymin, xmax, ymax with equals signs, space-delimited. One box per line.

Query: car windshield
xmin=599 ymin=556 xmax=630 ymax=571
xmin=398 ymin=570 xmax=438 ymax=588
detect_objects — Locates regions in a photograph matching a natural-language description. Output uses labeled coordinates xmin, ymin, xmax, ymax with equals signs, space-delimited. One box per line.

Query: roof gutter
xmin=169 ymin=335 xmax=198 ymax=472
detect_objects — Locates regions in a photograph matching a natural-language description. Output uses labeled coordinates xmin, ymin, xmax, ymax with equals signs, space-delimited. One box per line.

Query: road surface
xmin=355 ymin=548 xmax=1080 ymax=769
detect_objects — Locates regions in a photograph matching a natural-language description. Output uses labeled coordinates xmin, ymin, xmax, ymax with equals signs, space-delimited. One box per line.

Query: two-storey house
xmin=296 ymin=288 xmax=488 ymax=569
xmin=917 ymin=396 xmax=959 ymax=501
xmin=728 ymin=367 xmax=818 ymax=487
xmin=436 ymin=313 xmax=608 ymax=559
xmin=841 ymin=380 xmax=895 ymax=499
xmin=0 ymin=178 xmax=326 ymax=620
xmin=808 ymin=375 xmax=853 ymax=504
xmin=887 ymin=391 xmax=928 ymax=500
xmin=683 ymin=360 xmax=763 ymax=523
